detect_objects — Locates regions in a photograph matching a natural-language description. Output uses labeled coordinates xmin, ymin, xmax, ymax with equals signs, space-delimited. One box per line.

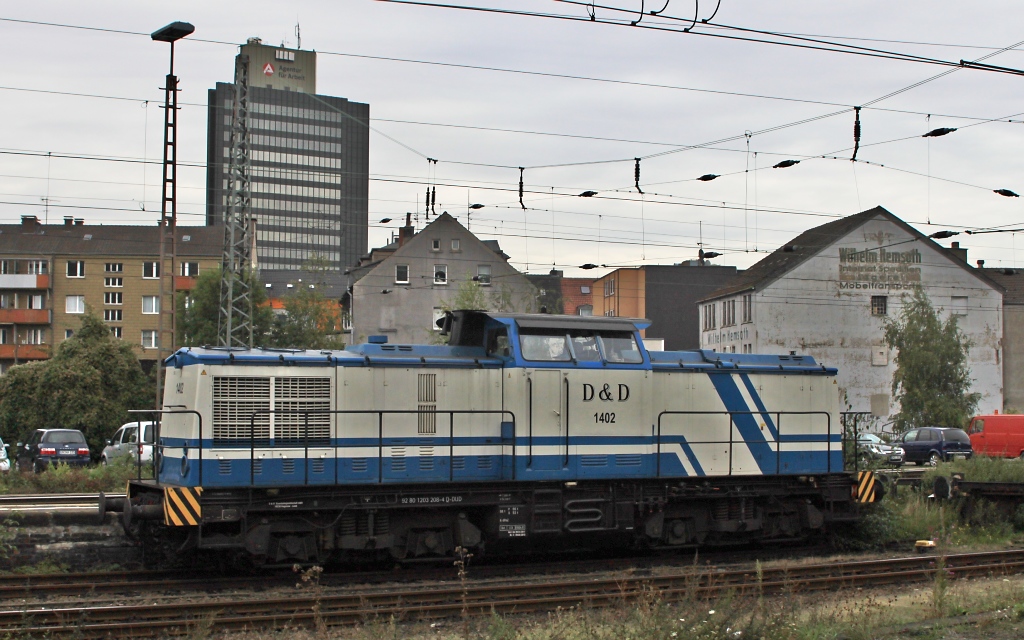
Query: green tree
xmin=0 ymin=313 xmax=152 ymax=457
xmin=177 ymin=268 xmax=273 ymax=347
xmin=268 ymin=255 xmax=346 ymax=350
xmin=440 ymin=278 xmax=490 ymax=313
xmin=883 ymin=287 xmax=980 ymax=434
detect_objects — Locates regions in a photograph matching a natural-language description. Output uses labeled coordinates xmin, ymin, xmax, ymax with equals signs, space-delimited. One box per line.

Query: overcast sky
xmin=2 ymin=1 xmax=1023 ymax=277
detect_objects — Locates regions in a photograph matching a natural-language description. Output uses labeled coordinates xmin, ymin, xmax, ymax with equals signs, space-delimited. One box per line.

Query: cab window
xmin=486 ymin=328 xmax=511 ymax=358
xmin=598 ymin=331 xmax=643 ymax=364
xmin=970 ymin=419 xmax=984 ymax=434
xmin=520 ymin=331 xmax=571 ymax=362
xmin=569 ymin=332 xmax=601 ymax=362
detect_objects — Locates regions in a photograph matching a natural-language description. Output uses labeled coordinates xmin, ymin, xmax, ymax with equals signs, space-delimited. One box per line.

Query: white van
xmin=101 ymin=421 xmax=155 ymax=465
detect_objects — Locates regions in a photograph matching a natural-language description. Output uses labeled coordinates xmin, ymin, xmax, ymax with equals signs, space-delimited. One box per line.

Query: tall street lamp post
xmin=151 ymin=21 xmax=194 ymax=410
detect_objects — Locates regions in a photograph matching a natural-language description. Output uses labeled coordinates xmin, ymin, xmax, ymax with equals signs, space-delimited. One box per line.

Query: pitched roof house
xmin=698 ymin=206 xmax=1005 ymax=419
xmin=346 ymin=213 xmax=537 ymax=344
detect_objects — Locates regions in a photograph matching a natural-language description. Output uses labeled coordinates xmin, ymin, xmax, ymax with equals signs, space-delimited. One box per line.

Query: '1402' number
xmin=594 ymin=412 xmax=616 ymax=424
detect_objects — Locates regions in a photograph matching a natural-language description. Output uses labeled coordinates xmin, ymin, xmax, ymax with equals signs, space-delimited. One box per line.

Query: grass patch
xmin=0 ymin=456 xmax=143 ymax=494
xmin=921 ymin=455 xmax=1024 ymax=486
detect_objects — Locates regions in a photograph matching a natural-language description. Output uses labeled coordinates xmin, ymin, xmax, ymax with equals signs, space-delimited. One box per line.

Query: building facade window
xmin=604 ymin=278 xmax=615 ymax=297
xmin=722 ymin=299 xmax=736 ymax=326
xmin=65 ymin=295 xmax=85 ymax=314
xmin=104 ymin=292 xmax=123 ymax=305
xmin=104 ymin=309 xmax=123 ymax=322
xmin=27 ymin=260 xmax=48 ymax=275
xmin=871 ymin=295 xmax=888 ymax=316
xmin=25 ymin=328 xmax=45 ymax=345
xmin=395 ymin=264 xmax=409 ymax=284
xmin=703 ymin=303 xmax=717 ymax=331
xmin=64 ymin=329 xmax=74 ymax=340
xmin=434 ymin=264 xmax=447 ymax=285
xmin=66 ymin=260 xmax=85 ymax=278
xmin=141 ymin=330 xmax=159 ymax=349
xmin=431 ymin=239 xmax=441 ymax=251
xmin=143 ymin=262 xmax=160 ymax=279
xmin=577 ymin=305 xmax=593 ymax=316
xmin=605 ymin=309 xmax=616 ymax=317
xmin=105 ymin=262 xmax=123 ymax=273
xmin=110 ymin=326 xmax=122 ymax=339
xmin=741 ymin=293 xmax=753 ymax=323
xmin=179 ymin=262 xmax=199 ymax=277
xmin=476 ymin=264 xmax=491 ymax=285
xmin=951 ymin=296 xmax=968 ymax=317
xmin=581 ymin=285 xmax=591 ymax=294
xmin=451 ymin=239 xmax=461 ymax=251
xmin=26 ymin=294 xmax=44 ymax=309
xmin=0 ymin=328 xmax=9 ymax=344
xmin=142 ymin=296 xmax=160 ymax=314
xmin=104 ymin=277 xmax=123 ymax=288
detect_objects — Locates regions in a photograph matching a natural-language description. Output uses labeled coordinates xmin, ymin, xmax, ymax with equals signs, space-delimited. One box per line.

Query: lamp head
xmin=151 ymin=22 xmax=195 ymax=43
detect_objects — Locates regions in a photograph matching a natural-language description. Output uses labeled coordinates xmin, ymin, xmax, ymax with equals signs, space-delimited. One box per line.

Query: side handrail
xmin=128 ymin=409 xmax=204 ymax=484
xmin=656 ymin=410 xmax=833 ymax=477
xmin=245 ymin=409 xmax=517 ymax=486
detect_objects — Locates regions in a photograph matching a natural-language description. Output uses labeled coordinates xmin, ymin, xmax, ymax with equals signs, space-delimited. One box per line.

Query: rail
xmin=656 ymin=410 xmax=834 ymax=477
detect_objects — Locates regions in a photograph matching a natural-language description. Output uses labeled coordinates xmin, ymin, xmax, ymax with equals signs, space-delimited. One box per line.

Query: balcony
xmin=0 ymin=309 xmax=50 ymax=324
xmin=175 ymin=276 xmax=197 ymax=291
xmin=0 ymin=274 xmax=49 ymax=290
xmin=0 ymin=344 xmax=48 ymax=360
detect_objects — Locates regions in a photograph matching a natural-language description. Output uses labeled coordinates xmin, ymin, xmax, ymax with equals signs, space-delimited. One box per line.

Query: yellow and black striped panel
xmin=164 ymin=487 xmax=203 ymax=526
xmin=856 ymin=471 xmax=878 ymax=503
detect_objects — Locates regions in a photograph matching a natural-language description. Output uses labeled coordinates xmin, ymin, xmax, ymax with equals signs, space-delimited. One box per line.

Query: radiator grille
xmin=213 ymin=377 xmax=270 ymax=445
xmin=212 ymin=376 xmax=331 ymax=446
xmin=417 ymin=374 xmax=436 ymax=402
xmin=417 ymin=374 xmax=437 ymax=434
xmin=417 ymin=404 xmax=437 ymax=435
xmin=274 ymin=377 xmax=331 ymax=446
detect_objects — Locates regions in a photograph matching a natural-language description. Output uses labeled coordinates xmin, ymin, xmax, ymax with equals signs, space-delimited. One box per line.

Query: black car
xmin=15 ymin=429 xmax=91 ymax=472
xmin=900 ymin=427 xmax=973 ymax=466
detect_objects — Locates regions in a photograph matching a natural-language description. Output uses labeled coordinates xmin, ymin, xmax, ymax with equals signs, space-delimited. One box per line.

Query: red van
xmin=967 ymin=414 xmax=1024 ymax=459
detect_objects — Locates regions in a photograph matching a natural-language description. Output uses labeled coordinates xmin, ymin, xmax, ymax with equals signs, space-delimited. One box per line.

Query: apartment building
xmin=0 ymin=216 xmax=222 ymax=372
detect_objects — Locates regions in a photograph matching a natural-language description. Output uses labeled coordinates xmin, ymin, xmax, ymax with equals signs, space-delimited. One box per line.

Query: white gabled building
xmin=698 ymin=206 xmax=1004 ymax=419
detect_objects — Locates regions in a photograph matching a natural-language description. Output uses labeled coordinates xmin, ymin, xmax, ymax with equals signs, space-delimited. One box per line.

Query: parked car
xmin=101 ymin=421 xmax=155 ymax=465
xmin=967 ymin=414 xmax=1024 ymax=459
xmin=856 ymin=433 xmax=904 ymax=466
xmin=0 ymin=437 xmax=10 ymax=472
xmin=900 ymin=427 xmax=973 ymax=466
xmin=15 ymin=429 xmax=91 ymax=472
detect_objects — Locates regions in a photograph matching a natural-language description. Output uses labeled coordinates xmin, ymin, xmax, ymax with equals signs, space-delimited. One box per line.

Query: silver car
xmin=0 ymin=437 xmax=9 ymax=472
xmin=857 ymin=433 xmax=905 ymax=467
xmin=101 ymin=421 xmax=155 ymax=465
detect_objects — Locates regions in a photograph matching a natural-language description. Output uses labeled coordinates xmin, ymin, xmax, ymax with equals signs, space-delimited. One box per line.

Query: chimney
xmin=74 ymin=218 xmax=84 ymax=226
xmin=977 ymin=259 xmax=985 ymax=268
xmin=398 ymin=212 xmax=415 ymax=247
xmin=20 ymin=215 xmax=39 ymax=229
xmin=948 ymin=241 xmax=967 ymax=263
xmin=63 ymin=216 xmax=74 ymax=226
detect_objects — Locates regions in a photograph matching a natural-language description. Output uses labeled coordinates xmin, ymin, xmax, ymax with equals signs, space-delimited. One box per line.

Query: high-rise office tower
xmin=206 ymin=38 xmax=369 ymax=294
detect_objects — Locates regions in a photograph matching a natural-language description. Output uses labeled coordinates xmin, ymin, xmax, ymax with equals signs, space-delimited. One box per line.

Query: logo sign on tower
xmin=262 ymin=62 xmax=275 ymax=76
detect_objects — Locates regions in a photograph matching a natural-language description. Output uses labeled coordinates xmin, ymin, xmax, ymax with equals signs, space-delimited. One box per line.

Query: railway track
xmin=3 ymin=548 xmax=1023 ymax=638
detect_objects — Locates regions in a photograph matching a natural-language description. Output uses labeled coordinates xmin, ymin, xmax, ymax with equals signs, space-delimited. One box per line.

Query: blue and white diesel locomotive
xmin=118 ymin=311 xmax=872 ymax=567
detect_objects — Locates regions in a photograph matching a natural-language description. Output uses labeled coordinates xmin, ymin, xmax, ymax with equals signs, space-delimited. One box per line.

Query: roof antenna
xmin=634 ymin=158 xmax=644 ymax=194
xmin=295 ymin=22 xmax=301 ymax=49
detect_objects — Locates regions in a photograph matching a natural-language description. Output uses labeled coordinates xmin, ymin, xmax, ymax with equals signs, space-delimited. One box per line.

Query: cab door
xmin=525 ymin=369 xmax=567 ymax=474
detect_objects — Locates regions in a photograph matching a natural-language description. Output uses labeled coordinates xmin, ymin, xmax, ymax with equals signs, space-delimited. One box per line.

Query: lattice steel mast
xmin=218 ymin=53 xmax=255 ymax=348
